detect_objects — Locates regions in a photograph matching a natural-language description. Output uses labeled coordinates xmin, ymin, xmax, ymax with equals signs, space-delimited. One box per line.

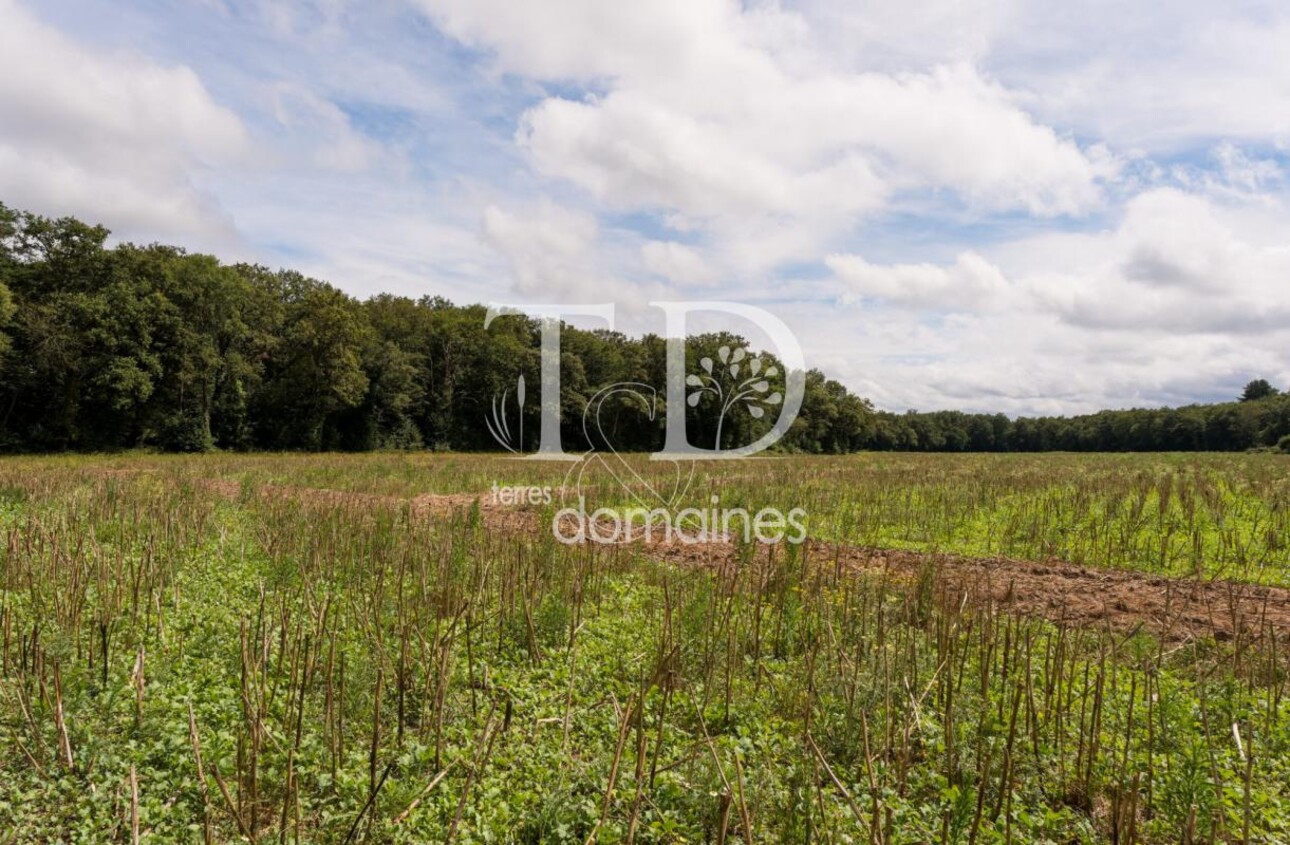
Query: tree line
xmin=0 ymin=202 xmax=1286 ymax=454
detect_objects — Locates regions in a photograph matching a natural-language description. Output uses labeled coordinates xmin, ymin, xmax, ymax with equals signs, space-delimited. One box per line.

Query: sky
xmin=1 ymin=0 xmax=1289 ymax=416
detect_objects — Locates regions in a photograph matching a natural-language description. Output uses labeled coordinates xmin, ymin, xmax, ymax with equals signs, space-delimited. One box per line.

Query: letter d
xmin=650 ymin=301 xmax=805 ymax=459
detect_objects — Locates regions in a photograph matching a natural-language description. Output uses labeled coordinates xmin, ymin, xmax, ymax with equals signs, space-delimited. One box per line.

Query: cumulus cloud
xmin=482 ymin=202 xmax=598 ymax=294
xmin=1029 ymin=189 xmax=1290 ymax=335
xmin=829 ymin=251 xmax=1010 ymax=310
xmin=0 ymin=0 xmax=248 ymax=241
xmin=828 ymin=187 xmax=1290 ymax=336
xmin=411 ymin=0 xmax=1290 ymax=414
xmin=481 ymin=200 xmax=665 ymax=307
xmin=420 ymin=0 xmax=1109 ymax=271
xmin=415 ymin=0 xmax=728 ymax=81
xmin=802 ymin=187 xmax=1290 ymax=413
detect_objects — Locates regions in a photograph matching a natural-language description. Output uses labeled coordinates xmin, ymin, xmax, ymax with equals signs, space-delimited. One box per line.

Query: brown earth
xmin=649 ymin=538 xmax=1290 ymax=646
xmin=172 ymin=477 xmax=1290 ymax=647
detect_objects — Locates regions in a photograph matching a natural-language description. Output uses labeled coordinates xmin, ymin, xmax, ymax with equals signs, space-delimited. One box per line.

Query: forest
xmin=1 ymin=201 xmax=1287 ymax=455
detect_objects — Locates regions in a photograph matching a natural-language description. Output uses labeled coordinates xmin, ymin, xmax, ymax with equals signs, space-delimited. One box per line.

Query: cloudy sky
xmin=2 ymin=0 xmax=1289 ymax=415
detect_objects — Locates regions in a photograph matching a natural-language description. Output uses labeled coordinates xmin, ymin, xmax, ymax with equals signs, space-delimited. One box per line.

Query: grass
xmin=0 ymin=452 xmax=1287 ymax=842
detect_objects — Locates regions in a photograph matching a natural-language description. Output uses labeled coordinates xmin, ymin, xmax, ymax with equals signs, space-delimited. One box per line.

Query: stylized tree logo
xmin=686 ymin=345 xmax=783 ymax=450
xmin=486 ymin=374 xmax=525 ymax=452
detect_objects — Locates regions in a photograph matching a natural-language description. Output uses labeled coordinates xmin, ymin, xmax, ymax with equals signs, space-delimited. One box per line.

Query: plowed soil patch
xmin=648 ymin=538 xmax=1290 ymax=645
xmin=179 ymin=477 xmax=1290 ymax=646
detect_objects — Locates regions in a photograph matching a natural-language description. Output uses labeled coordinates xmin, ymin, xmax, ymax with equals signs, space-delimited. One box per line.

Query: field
xmin=1 ymin=452 xmax=1288 ymax=843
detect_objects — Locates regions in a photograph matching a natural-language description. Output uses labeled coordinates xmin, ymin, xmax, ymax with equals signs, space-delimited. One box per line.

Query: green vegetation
xmin=3 ymin=202 xmax=1290 ymax=456
xmin=1 ymin=453 xmax=1288 ymax=842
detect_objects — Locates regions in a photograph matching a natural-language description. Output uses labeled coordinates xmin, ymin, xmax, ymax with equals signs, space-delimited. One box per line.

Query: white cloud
xmin=411 ymin=0 xmax=1290 ymax=414
xmin=518 ymin=91 xmax=887 ymax=222
xmin=481 ymin=200 xmax=668 ymax=307
xmin=482 ymin=201 xmax=598 ymax=296
xmin=10 ymin=0 xmax=1290 ymax=417
xmin=420 ymin=0 xmax=1109 ymax=272
xmin=641 ymin=240 xmax=718 ymax=286
xmin=993 ymin=5 xmax=1290 ymax=150
xmin=0 ymin=0 xmax=248 ymax=242
xmin=801 ymin=187 xmax=1290 ymax=413
xmin=1028 ymin=189 xmax=1290 ymax=335
xmin=796 ymin=0 xmax=1016 ymax=71
xmin=414 ymin=0 xmax=728 ymax=81
xmin=837 ymin=186 xmax=1290 ymax=340
xmin=828 ymin=250 xmax=1009 ymax=310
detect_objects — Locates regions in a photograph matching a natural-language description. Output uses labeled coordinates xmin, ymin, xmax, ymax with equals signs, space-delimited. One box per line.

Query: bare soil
xmin=187 ymin=478 xmax=1290 ymax=646
xmin=650 ymin=538 xmax=1290 ymax=646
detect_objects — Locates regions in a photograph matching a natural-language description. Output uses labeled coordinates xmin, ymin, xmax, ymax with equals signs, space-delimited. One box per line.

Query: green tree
xmin=254 ymin=272 xmax=370 ymax=450
xmin=1240 ymin=379 xmax=1279 ymax=402
xmin=0 ymin=203 xmax=16 ymax=356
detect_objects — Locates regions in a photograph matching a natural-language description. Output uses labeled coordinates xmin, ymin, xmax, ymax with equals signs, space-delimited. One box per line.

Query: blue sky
xmin=2 ymin=0 xmax=1289 ymax=414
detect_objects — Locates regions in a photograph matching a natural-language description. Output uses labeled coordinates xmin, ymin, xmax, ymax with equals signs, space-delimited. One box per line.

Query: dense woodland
xmin=1 ymin=202 xmax=1287 ymax=454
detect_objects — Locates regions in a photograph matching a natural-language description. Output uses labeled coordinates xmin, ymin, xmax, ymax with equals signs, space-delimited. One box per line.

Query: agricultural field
xmin=1 ymin=452 xmax=1288 ymax=843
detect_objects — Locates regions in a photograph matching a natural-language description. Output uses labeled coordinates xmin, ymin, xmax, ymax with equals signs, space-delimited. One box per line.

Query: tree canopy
xmin=0 ymin=202 xmax=1285 ymax=454
xmin=1241 ymin=378 xmax=1279 ymax=402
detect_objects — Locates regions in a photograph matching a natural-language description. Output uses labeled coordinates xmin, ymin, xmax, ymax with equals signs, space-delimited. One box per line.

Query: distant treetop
xmin=1240 ymin=379 xmax=1280 ymax=402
